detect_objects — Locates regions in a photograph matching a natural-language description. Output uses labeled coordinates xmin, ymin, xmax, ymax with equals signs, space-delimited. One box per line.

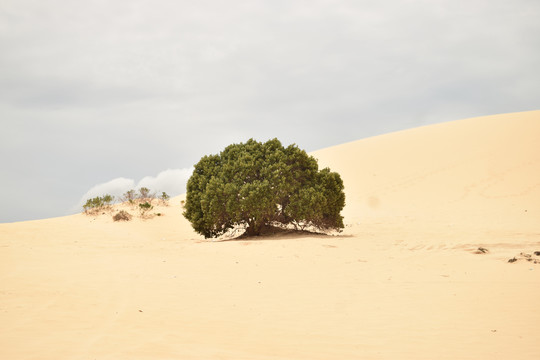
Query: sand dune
xmin=314 ymin=110 xmax=540 ymax=251
xmin=1 ymin=111 xmax=539 ymax=359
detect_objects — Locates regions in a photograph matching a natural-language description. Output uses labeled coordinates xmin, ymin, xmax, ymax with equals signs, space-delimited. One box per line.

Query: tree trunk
xmin=246 ymin=219 xmax=262 ymax=236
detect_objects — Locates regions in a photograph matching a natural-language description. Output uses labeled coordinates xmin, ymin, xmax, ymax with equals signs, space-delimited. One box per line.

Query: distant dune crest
xmin=312 ymin=110 xmax=540 ymax=233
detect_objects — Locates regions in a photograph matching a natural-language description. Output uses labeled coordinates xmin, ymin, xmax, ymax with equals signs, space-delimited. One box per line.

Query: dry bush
xmin=121 ymin=189 xmax=137 ymax=203
xmin=138 ymin=187 xmax=157 ymax=203
xmin=113 ymin=210 xmax=132 ymax=222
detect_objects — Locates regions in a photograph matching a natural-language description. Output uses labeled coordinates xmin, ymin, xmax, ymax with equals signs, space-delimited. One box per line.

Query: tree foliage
xmin=183 ymin=138 xmax=345 ymax=238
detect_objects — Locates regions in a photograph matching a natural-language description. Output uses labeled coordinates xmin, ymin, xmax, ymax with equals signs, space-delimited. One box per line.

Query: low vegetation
xmin=83 ymin=195 xmax=115 ymax=215
xmin=138 ymin=202 xmax=153 ymax=218
xmin=82 ymin=188 xmax=171 ymax=221
xmin=159 ymin=192 xmax=170 ymax=205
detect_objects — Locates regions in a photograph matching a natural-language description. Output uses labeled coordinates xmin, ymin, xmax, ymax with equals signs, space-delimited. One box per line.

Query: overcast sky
xmin=1 ymin=0 xmax=539 ymax=223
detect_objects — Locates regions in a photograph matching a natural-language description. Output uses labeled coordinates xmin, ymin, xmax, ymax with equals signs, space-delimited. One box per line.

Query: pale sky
xmin=1 ymin=0 xmax=539 ymax=222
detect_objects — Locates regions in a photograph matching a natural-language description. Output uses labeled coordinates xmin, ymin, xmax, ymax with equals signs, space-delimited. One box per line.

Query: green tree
xmin=183 ymin=138 xmax=345 ymax=238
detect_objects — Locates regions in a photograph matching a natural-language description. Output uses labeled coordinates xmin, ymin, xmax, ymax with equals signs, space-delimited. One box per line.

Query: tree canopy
xmin=183 ymin=138 xmax=345 ymax=238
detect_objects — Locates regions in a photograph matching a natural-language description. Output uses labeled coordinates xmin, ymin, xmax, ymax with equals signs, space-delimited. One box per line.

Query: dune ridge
xmin=1 ymin=111 xmax=539 ymax=359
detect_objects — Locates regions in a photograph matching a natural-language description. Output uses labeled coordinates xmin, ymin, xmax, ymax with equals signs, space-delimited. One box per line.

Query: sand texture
xmin=1 ymin=111 xmax=539 ymax=359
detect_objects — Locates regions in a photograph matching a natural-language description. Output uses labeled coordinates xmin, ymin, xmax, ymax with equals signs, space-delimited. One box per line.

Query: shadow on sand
xmin=210 ymin=225 xmax=353 ymax=242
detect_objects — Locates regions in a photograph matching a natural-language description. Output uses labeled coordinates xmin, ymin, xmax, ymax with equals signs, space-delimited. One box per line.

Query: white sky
xmin=1 ymin=0 xmax=539 ymax=222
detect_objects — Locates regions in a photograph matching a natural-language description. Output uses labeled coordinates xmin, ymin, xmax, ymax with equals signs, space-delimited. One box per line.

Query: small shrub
xmin=113 ymin=210 xmax=132 ymax=222
xmin=139 ymin=201 xmax=153 ymax=217
xmin=139 ymin=187 xmax=151 ymax=199
xmin=102 ymin=194 xmax=114 ymax=204
xmin=159 ymin=192 xmax=170 ymax=205
xmin=121 ymin=189 xmax=136 ymax=202
xmin=83 ymin=194 xmax=115 ymax=215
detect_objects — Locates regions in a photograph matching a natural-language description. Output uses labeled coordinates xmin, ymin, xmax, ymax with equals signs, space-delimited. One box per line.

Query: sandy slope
xmin=1 ymin=111 xmax=539 ymax=359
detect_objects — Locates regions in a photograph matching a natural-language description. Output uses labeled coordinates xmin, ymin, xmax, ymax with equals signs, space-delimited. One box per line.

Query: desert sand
xmin=1 ymin=111 xmax=539 ymax=359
